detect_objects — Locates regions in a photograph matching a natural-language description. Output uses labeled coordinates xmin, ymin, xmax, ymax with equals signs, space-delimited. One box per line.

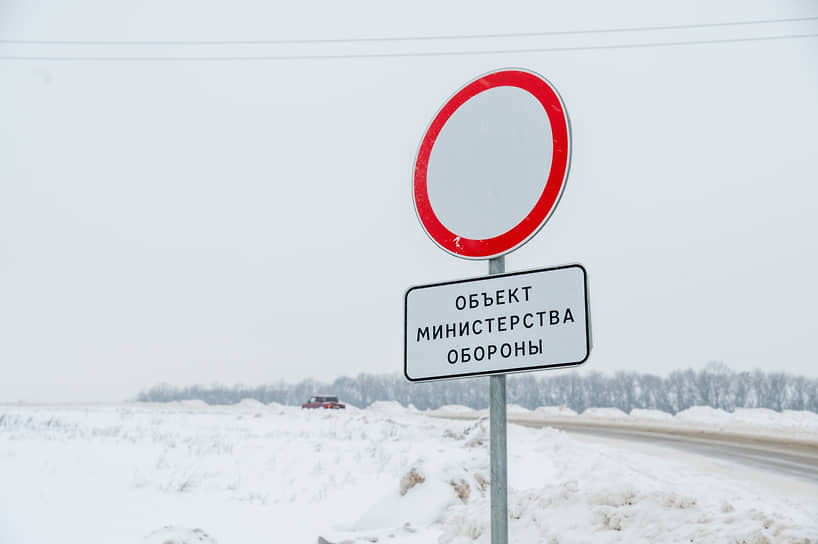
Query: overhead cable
xmin=1 ymin=14 xmax=816 ymax=45
xmin=1 ymin=31 xmax=816 ymax=61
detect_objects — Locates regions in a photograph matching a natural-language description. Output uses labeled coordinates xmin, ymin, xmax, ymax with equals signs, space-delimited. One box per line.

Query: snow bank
xmin=435 ymin=404 xmax=475 ymax=414
xmin=234 ymin=398 xmax=267 ymax=410
xmin=176 ymin=399 xmax=208 ymax=409
xmin=675 ymin=406 xmax=733 ymax=424
xmin=506 ymin=404 xmax=532 ymax=414
xmin=629 ymin=408 xmax=672 ymax=420
xmin=782 ymin=409 xmax=818 ymax=429
xmin=582 ymin=407 xmax=628 ymax=419
xmin=731 ymin=408 xmax=818 ymax=431
xmin=534 ymin=405 xmax=577 ymax=416
xmin=366 ymin=400 xmax=409 ymax=416
xmin=730 ymin=407 xmax=781 ymax=425
xmin=265 ymin=401 xmax=291 ymax=414
xmin=525 ymin=405 xmax=818 ymax=439
xmin=523 ymin=405 xmax=818 ymax=441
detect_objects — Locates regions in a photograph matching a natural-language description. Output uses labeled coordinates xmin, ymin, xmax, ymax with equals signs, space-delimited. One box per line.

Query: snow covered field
xmin=1 ymin=402 xmax=816 ymax=544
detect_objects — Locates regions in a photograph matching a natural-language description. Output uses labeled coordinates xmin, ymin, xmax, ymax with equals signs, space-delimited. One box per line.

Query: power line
xmin=1 ymin=15 xmax=817 ymax=46
xmin=0 ymin=31 xmax=815 ymax=62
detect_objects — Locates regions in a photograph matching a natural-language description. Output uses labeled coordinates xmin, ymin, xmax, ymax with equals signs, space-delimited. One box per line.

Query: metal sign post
xmin=488 ymin=256 xmax=508 ymax=544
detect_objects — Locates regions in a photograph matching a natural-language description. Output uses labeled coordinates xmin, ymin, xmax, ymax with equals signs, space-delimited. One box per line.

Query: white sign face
xmin=413 ymin=69 xmax=571 ymax=260
xmin=404 ymin=265 xmax=590 ymax=381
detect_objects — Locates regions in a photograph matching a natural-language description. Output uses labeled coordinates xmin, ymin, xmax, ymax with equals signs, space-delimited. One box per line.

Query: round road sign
xmin=413 ymin=68 xmax=571 ymax=260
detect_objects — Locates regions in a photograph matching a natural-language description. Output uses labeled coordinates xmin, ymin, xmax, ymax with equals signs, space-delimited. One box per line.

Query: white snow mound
xmin=675 ymin=406 xmax=732 ymax=423
xmin=506 ymin=404 xmax=532 ymax=414
xmin=436 ymin=404 xmax=475 ymax=414
xmin=629 ymin=408 xmax=672 ymax=420
xmin=534 ymin=405 xmax=578 ymax=416
xmin=582 ymin=407 xmax=628 ymax=418
xmin=235 ymin=398 xmax=266 ymax=409
xmin=177 ymin=399 xmax=208 ymax=409
xmin=367 ymin=400 xmax=409 ymax=415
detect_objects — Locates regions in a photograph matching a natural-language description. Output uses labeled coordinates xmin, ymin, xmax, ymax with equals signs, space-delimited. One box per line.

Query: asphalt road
xmin=433 ymin=413 xmax=818 ymax=485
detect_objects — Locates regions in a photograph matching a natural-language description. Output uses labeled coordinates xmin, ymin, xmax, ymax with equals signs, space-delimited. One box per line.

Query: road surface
xmin=432 ymin=412 xmax=818 ymax=485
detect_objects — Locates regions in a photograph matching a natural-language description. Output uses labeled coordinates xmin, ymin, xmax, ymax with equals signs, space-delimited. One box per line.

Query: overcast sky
xmin=1 ymin=1 xmax=817 ymax=402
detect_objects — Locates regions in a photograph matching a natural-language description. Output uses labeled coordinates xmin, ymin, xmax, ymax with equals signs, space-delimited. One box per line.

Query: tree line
xmin=137 ymin=362 xmax=818 ymax=414
xmin=136 ymin=363 xmax=818 ymax=414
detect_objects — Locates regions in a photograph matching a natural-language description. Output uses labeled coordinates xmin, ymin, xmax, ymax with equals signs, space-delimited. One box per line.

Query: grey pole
xmin=488 ymin=256 xmax=508 ymax=544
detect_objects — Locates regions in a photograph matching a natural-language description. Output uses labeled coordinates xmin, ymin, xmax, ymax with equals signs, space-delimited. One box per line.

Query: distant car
xmin=301 ymin=395 xmax=346 ymax=409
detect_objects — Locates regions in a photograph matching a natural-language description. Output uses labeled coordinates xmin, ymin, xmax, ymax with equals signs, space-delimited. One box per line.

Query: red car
xmin=301 ymin=395 xmax=346 ymax=409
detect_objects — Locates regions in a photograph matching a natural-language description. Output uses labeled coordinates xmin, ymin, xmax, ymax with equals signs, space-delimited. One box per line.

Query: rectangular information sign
xmin=404 ymin=264 xmax=590 ymax=382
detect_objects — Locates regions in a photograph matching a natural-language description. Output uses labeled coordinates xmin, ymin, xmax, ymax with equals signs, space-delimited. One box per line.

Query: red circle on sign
xmin=413 ymin=69 xmax=571 ymax=259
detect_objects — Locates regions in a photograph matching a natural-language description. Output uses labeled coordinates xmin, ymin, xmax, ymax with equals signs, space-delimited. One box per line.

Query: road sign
xmin=413 ymin=68 xmax=571 ymax=260
xmin=404 ymin=264 xmax=589 ymax=381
